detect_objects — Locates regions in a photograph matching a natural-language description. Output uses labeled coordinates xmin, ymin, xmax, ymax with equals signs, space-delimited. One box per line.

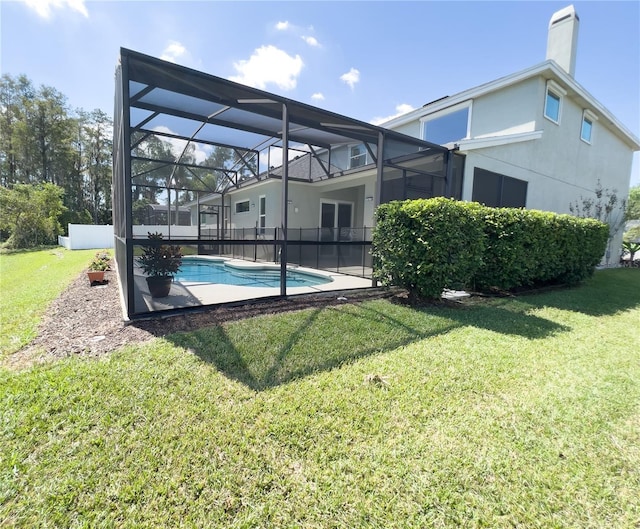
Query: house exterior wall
xmin=459 ymin=75 xmax=633 ymax=210
xmin=393 ymin=120 xmax=421 ymax=138
xmin=387 ymin=72 xmax=635 ymax=263
xmin=195 ymin=172 xmax=378 ymax=232
xmin=469 ymin=78 xmax=539 ymax=138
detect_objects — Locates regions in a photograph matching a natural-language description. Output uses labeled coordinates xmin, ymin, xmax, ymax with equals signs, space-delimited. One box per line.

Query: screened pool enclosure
xmin=113 ymin=49 xmax=464 ymax=318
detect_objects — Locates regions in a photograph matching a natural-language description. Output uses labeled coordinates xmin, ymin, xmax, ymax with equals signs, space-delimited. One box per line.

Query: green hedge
xmin=472 ymin=206 xmax=609 ymax=290
xmin=372 ymin=198 xmax=485 ymax=300
xmin=372 ymin=199 xmax=609 ymax=299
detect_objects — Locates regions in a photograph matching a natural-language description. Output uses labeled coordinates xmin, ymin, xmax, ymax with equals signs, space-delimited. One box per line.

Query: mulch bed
xmin=6 ymin=264 xmax=397 ymax=369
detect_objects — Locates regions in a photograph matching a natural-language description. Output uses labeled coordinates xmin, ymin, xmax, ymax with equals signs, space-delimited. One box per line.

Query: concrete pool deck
xmin=133 ymin=257 xmax=373 ymax=314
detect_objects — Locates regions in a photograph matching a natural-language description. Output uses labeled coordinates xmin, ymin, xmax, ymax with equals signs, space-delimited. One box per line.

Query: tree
xmin=569 ymin=179 xmax=627 ymax=263
xmin=626 ymin=185 xmax=640 ymax=221
xmin=0 ymin=74 xmax=34 ymax=186
xmin=0 ymin=183 xmax=66 ymax=248
xmin=130 ymin=135 xmax=174 ymax=202
xmin=81 ymin=109 xmax=113 ymax=223
xmin=0 ymin=74 xmax=114 ymax=226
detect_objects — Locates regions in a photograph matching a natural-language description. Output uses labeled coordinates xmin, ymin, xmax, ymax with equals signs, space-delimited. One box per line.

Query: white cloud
xmin=21 ymin=0 xmax=88 ymax=18
xmin=340 ymin=68 xmax=360 ymax=90
xmin=276 ymin=21 xmax=289 ymax=30
xmin=229 ymin=45 xmax=303 ymax=91
xmin=311 ymin=92 xmax=325 ymax=102
xmin=302 ymin=36 xmax=320 ymax=47
xmin=160 ymin=41 xmax=187 ymax=63
xmin=370 ymin=103 xmax=416 ymax=126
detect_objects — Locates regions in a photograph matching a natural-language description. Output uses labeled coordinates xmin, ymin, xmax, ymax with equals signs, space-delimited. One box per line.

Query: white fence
xmin=58 ymin=224 xmax=114 ymax=250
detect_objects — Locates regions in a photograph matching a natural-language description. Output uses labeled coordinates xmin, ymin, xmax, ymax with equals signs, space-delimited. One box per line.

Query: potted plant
xmin=87 ymin=251 xmax=110 ymax=285
xmin=137 ymin=232 xmax=182 ymax=298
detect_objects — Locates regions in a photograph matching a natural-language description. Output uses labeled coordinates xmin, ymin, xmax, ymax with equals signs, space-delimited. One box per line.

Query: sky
xmin=1 ymin=0 xmax=639 ymax=186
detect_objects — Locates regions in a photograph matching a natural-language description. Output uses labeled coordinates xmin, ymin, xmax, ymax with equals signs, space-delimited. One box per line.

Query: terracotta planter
xmin=87 ymin=270 xmax=105 ymax=285
xmin=146 ymin=276 xmax=173 ymax=298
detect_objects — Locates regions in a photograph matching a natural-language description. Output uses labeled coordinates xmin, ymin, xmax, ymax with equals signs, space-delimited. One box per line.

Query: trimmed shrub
xmin=472 ymin=206 xmax=609 ymax=290
xmin=372 ymin=198 xmax=609 ymax=299
xmin=372 ymin=198 xmax=485 ymax=300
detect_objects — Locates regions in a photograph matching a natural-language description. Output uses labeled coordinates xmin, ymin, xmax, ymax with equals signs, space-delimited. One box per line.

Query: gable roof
xmin=381 ymin=60 xmax=640 ymax=151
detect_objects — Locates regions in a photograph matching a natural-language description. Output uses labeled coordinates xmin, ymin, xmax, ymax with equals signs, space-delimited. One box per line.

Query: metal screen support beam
xmin=375 ymin=132 xmax=385 ymax=206
xmin=280 ymin=103 xmax=289 ymax=297
xmin=445 ymin=149 xmax=454 ymax=197
xmin=372 ymin=131 xmax=385 ymax=287
xmin=121 ymin=54 xmax=136 ymax=318
xmin=308 ymin=145 xmax=331 ymax=179
xmin=364 ymin=142 xmax=377 ymax=164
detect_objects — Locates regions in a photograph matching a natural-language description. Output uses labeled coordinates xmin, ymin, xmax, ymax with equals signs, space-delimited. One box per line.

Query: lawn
xmin=1 ymin=263 xmax=639 ymax=528
xmin=0 ymin=248 xmax=97 ymax=355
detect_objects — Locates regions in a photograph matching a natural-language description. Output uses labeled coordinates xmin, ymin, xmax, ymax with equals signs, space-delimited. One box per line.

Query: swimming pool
xmin=175 ymin=258 xmax=332 ymax=288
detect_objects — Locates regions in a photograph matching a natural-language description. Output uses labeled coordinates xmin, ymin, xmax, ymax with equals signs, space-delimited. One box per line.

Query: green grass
xmin=1 ymin=269 xmax=639 ymax=527
xmin=0 ymin=248 xmax=98 ymax=355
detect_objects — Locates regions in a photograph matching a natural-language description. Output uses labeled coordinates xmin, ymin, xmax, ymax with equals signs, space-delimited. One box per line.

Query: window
xmin=234 ymin=199 xmax=250 ymax=214
xmin=580 ymin=110 xmax=596 ymax=144
xmin=544 ymin=81 xmax=565 ymax=124
xmin=472 ymin=168 xmax=527 ymax=208
xmin=422 ymin=103 xmax=470 ymax=145
xmin=580 ymin=117 xmax=592 ymax=143
xmin=349 ymin=144 xmax=367 ymax=169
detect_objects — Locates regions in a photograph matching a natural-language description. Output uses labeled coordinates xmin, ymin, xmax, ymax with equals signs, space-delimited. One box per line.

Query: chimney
xmin=546 ymin=5 xmax=579 ymax=77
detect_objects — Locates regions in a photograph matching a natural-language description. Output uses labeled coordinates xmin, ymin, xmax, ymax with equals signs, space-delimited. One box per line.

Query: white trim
xmin=546 ymin=79 xmax=567 ymax=97
xmin=583 ymin=109 xmax=599 ymax=122
xmin=580 ymin=112 xmax=594 ymax=145
xmin=544 ymin=82 xmax=562 ymax=124
xmin=458 ymin=130 xmax=543 ymax=151
xmin=349 ymin=144 xmax=367 ymax=169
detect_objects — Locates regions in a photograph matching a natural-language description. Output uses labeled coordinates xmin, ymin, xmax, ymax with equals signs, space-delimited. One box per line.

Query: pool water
xmin=174 ymin=259 xmax=330 ymax=288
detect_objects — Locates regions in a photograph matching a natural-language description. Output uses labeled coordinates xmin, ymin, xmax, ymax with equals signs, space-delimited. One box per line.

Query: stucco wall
xmin=199 ymin=172 xmax=377 ymax=232
xmin=461 ymin=76 xmax=633 ymax=214
xmin=469 ymin=78 xmax=539 ymax=138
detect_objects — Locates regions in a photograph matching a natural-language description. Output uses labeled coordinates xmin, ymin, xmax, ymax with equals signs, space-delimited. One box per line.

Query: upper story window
xmin=421 ymin=102 xmax=471 ymax=145
xmin=580 ymin=110 xmax=597 ymax=144
xmin=349 ymin=144 xmax=367 ymax=169
xmin=544 ymin=80 xmax=566 ymax=124
xmin=581 ymin=116 xmax=592 ymax=143
xmin=234 ymin=199 xmax=250 ymax=214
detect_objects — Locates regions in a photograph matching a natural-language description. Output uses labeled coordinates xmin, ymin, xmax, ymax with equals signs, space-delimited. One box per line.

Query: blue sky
xmin=2 ymin=0 xmax=639 ymax=186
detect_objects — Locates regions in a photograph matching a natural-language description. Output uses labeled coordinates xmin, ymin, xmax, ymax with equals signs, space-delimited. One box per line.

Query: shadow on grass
xmin=516 ymin=268 xmax=640 ymax=317
xmin=167 ymin=294 xmax=570 ymax=391
xmin=432 ymin=301 xmax=571 ymax=338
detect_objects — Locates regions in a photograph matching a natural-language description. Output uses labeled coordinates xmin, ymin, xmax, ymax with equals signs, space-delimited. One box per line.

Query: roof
xmin=381 ymin=60 xmax=640 ymax=151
